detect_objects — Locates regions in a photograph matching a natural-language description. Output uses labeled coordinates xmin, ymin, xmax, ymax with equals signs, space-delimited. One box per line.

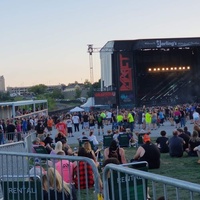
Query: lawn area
xmin=123 ymin=138 xmax=200 ymax=185
xmin=122 ymin=139 xmax=200 ymax=199
xmin=72 ymin=138 xmax=200 ymax=199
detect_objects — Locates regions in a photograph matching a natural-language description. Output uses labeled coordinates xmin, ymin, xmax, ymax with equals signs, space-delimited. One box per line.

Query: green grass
xmin=123 ymin=139 xmax=200 ymax=200
xmin=72 ymin=140 xmax=200 ymax=199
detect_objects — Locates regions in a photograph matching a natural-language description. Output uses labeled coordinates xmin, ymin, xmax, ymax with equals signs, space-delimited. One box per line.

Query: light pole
xmin=87 ymin=44 xmax=94 ymax=84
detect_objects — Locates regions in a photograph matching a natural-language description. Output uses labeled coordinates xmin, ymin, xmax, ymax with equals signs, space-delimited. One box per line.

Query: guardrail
xmin=0 ymin=151 xmax=101 ymax=200
xmin=103 ymin=163 xmax=200 ymax=200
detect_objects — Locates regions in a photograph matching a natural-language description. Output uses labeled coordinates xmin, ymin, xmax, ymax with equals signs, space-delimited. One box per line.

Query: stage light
xmin=171 ymin=67 xmax=174 ymax=70
xmin=153 ymin=68 xmax=156 ymax=71
xmin=187 ymin=66 xmax=190 ymax=69
xmin=166 ymin=68 xmax=169 ymax=70
xmin=183 ymin=67 xmax=185 ymax=69
xmin=174 ymin=67 xmax=177 ymax=70
xmin=179 ymin=67 xmax=182 ymax=70
xmin=162 ymin=68 xmax=165 ymax=71
xmin=148 ymin=68 xmax=152 ymax=71
xmin=157 ymin=68 xmax=160 ymax=71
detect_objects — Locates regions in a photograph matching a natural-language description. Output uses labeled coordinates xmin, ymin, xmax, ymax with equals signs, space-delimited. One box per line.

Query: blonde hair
xmin=43 ymin=167 xmax=70 ymax=194
xmin=83 ymin=142 xmax=92 ymax=153
xmin=55 ymin=141 xmax=63 ymax=153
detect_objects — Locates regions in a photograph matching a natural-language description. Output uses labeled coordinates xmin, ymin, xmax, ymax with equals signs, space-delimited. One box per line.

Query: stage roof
xmin=101 ymin=37 xmax=200 ymax=52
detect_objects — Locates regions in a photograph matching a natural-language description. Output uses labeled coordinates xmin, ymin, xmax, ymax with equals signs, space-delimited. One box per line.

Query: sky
xmin=1 ymin=0 xmax=200 ymax=88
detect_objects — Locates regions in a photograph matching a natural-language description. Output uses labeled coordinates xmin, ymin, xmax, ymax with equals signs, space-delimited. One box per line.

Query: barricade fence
xmin=103 ymin=163 xmax=200 ymax=200
xmin=0 ymin=151 xmax=101 ymax=200
xmin=0 ymin=131 xmax=36 ymax=154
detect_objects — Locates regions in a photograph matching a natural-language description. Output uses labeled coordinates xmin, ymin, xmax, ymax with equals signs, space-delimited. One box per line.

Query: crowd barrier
xmin=0 ymin=151 xmax=101 ymax=200
xmin=0 ymin=131 xmax=36 ymax=153
xmin=103 ymin=163 xmax=200 ymax=200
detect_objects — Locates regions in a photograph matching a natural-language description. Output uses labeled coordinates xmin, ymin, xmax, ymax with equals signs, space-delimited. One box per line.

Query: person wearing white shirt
xmin=88 ymin=131 xmax=99 ymax=145
xmin=193 ymin=110 xmax=200 ymax=125
xmin=72 ymin=113 xmax=80 ymax=132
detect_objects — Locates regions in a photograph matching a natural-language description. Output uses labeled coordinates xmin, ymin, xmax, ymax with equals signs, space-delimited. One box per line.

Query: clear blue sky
xmin=1 ymin=0 xmax=200 ymax=87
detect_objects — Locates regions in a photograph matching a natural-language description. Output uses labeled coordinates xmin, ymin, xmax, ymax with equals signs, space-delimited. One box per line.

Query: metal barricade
xmin=4 ymin=132 xmax=23 ymax=143
xmin=24 ymin=131 xmax=36 ymax=153
xmin=103 ymin=163 xmax=200 ymax=200
xmin=0 ymin=151 xmax=102 ymax=200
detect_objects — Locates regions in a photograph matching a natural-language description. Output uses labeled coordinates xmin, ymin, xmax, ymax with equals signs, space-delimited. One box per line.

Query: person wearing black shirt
xmin=177 ymin=128 xmax=190 ymax=151
xmin=6 ymin=119 xmax=17 ymax=142
xmin=133 ymin=134 xmax=160 ymax=169
xmin=168 ymin=130 xmax=185 ymax=157
xmin=156 ymin=130 xmax=169 ymax=153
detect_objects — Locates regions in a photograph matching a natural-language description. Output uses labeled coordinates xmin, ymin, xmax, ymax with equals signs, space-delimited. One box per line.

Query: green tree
xmin=37 ymin=94 xmax=55 ymax=111
xmin=92 ymin=79 xmax=101 ymax=89
xmin=75 ymin=86 xmax=81 ymax=99
xmin=50 ymin=88 xmax=64 ymax=99
xmin=83 ymin=79 xmax=92 ymax=89
xmin=0 ymin=92 xmax=13 ymax=102
xmin=29 ymin=84 xmax=47 ymax=95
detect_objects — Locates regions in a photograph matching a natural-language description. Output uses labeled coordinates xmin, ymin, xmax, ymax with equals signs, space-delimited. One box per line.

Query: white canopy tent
xmin=70 ymin=106 xmax=84 ymax=113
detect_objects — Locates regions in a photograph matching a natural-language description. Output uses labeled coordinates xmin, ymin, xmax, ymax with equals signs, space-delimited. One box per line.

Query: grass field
xmin=122 ymin=139 xmax=200 ymax=199
xmin=72 ymin=138 xmax=200 ymax=199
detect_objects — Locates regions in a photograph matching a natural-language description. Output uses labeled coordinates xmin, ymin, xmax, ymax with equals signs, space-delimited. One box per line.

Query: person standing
xmin=0 ymin=120 xmax=4 ymax=145
xmin=55 ymin=118 xmax=67 ymax=137
xmin=82 ymin=112 xmax=89 ymax=131
xmin=127 ymin=110 xmax=134 ymax=132
xmin=173 ymin=108 xmax=181 ymax=128
xmin=6 ymin=119 xmax=17 ymax=143
xmin=96 ymin=113 xmax=104 ymax=135
xmin=66 ymin=115 xmax=74 ymax=137
xmin=47 ymin=116 xmax=54 ymax=135
xmin=72 ymin=113 xmax=80 ymax=132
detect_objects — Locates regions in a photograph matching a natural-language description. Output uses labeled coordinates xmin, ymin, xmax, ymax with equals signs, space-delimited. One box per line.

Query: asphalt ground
xmin=50 ymin=119 xmax=195 ymax=146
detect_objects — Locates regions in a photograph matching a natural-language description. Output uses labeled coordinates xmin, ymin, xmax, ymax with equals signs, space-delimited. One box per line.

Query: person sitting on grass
xmin=73 ymin=147 xmax=95 ymax=189
xmin=186 ymin=130 xmax=200 ymax=157
xmin=132 ymin=134 xmax=160 ymax=169
xmin=168 ymin=129 xmax=185 ymax=157
xmin=42 ymin=167 xmax=77 ymax=200
xmin=55 ymin=151 xmax=74 ymax=183
xmin=155 ymin=130 xmax=169 ymax=153
xmin=177 ymin=128 xmax=190 ymax=151
xmin=193 ymin=143 xmax=200 ymax=163
xmin=104 ymin=140 xmax=127 ymax=164
xmin=83 ymin=140 xmax=99 ymax=167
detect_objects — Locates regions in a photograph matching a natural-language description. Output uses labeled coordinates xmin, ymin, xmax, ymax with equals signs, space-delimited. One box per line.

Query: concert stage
xmin=99 ymin=38 xmax=200 ymax=108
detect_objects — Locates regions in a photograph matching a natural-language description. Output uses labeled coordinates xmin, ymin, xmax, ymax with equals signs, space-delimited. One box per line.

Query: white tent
xmin=81 ymin=97 xmax=95 ymax=108
xmin=70 ymin=106 xmax=84 ymax=112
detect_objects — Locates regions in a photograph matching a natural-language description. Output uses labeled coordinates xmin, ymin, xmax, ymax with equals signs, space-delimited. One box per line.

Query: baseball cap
xmin=143 ymin=134 xmax=151 ymax=143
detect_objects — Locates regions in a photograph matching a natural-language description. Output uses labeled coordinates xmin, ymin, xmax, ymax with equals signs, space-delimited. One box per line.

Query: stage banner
xmin=94 ymin=91 xmax=116 ymax=105
xmin=116 ymin=52 xmax=135 ymax=108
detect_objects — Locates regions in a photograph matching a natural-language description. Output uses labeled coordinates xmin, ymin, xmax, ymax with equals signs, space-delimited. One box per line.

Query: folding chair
xmin=33 ymin=146 xmax=48 ymax=154
xmin=118 ymin=133 xmax=130 ymax=147
xmin=103 ymin=135 xmax=113 ymax=148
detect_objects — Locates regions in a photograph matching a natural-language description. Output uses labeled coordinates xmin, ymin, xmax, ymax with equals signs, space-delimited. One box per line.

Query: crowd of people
xmin=2 ymin=103 xmax=200 ymax=199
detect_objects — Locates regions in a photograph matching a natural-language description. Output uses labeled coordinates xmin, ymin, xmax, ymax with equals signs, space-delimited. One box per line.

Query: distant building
xmin=7 ymin=84 xmax=62 ymax=96
xmin=0 ymin=76 xmax=5 ymax=92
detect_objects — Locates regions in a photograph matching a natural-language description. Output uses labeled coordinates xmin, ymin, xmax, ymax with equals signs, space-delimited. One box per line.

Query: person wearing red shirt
xmin=55 ymin=119 xmax=67 ymax=137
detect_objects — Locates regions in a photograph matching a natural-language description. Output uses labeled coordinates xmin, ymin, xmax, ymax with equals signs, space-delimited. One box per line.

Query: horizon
xmin=1 ymin=0 xmax=200 ymax=87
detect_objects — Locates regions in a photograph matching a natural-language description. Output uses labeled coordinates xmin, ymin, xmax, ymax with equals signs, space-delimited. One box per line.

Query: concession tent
xmin=69 ymin=106 xmax=84 ymax=113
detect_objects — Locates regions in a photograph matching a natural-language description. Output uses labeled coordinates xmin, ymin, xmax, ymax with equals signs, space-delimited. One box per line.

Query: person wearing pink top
xmin=55 ymin=151 xmax=74 ymax=183
xmin=173 ymin=108 xmax=181 ymax=128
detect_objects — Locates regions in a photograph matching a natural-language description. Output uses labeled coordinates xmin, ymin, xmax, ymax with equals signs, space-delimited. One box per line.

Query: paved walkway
xmin=51 ymin=120 xmax=194 ymax=146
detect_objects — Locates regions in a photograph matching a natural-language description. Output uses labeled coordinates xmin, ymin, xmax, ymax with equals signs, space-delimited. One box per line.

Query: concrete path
xmin=50 ymin=120 xmax=194 ymax=146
